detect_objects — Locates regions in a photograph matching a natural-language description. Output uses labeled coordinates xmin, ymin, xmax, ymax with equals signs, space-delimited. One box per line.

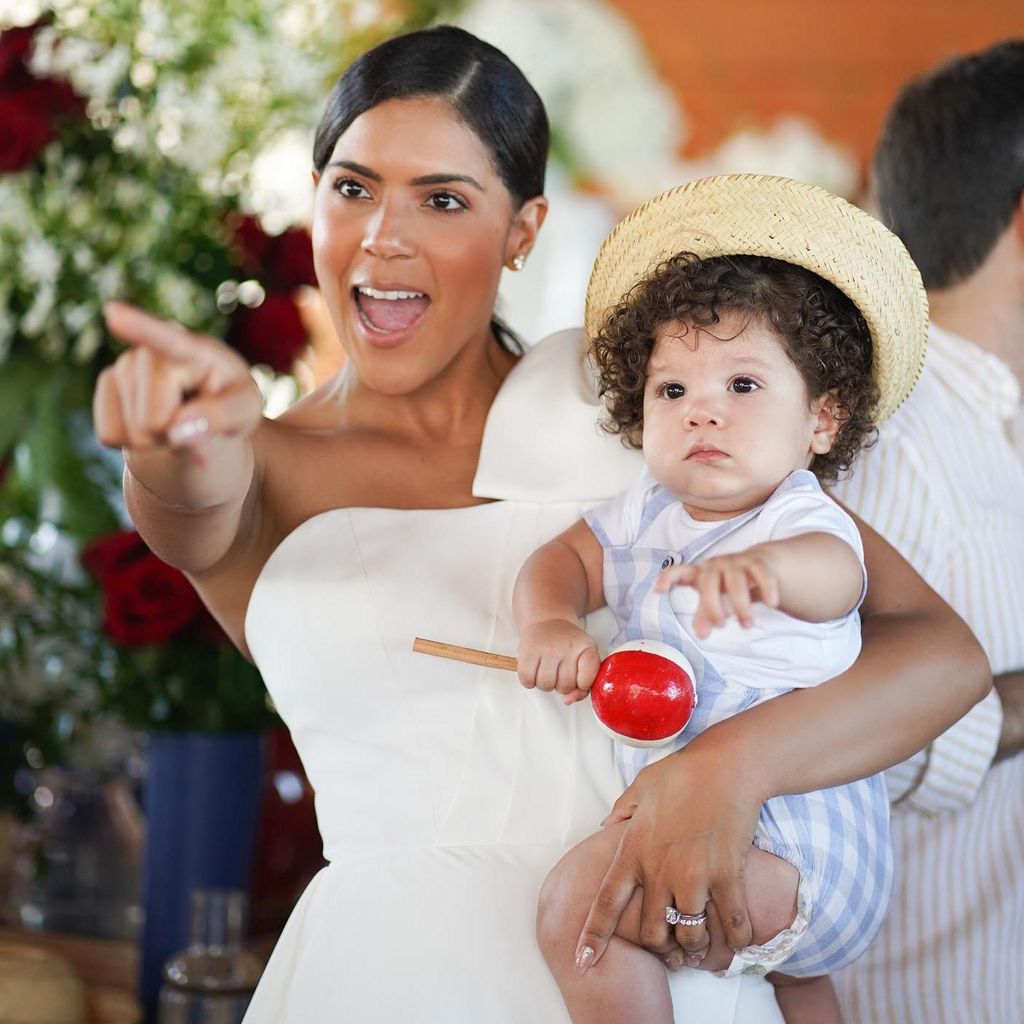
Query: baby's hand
xmin=655 ymin=553 xmax=781 ymax=639
xmin=517 ymin=620 xmax=601 ymax=705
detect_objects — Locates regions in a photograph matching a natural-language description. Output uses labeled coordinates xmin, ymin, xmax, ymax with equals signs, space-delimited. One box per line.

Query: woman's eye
xmin=426 ymin=191 xmax=467 ymax=212
xmin=659 ymin=382 xmax=686 ymax=399
xmin=332 ymin=178 xmax=370 ymax=199
xmin=729 ymin=377 xmax=760 ymax=394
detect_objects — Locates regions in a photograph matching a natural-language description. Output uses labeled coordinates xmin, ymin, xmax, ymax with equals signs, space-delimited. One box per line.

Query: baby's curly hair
xmin=590 ymin=253 xmax=879 ymax=485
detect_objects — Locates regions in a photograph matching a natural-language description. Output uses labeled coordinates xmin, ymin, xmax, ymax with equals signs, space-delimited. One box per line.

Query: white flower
xmin=70 ymin=43 xmax=131 ymax=105
xmin=95 ymin=263 xmax=125 ymax=300
xmin=72 ymin=246 xmax=96 ymax=272
xmin=703 ymin=117 xmax=859 ymax=199
xmin=0 ymin=0 xmax=47 ymax=29
xmin=20 ymin=282 xmax=57 ymax=337
xmin=454 ymin=0 xmax=685 ymax=201
xmin=248 ymin=129 xmax=316 ymax=231
xmin=22 ymin=236 xmax=62 ymax=284
xmin=71 ymin=322 xmax=103 ymax=363
xmin=0 ymin=179 xmax=35 ymax=236
xmin=155 ymin=271 xmax=212 ymax=324
xmin=61 ymin=302 xmax=94 ymax=335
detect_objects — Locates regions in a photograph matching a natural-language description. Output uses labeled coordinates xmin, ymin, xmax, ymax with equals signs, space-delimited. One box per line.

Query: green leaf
xmin=0 ymin=356 xmax=49 ymax=462
xmin=16 ymin=368 xmax=120 ymax=539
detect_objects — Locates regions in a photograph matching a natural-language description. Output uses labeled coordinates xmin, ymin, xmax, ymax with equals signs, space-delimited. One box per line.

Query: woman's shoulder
xmin=473 ymin=328 xmax=644 ymax=503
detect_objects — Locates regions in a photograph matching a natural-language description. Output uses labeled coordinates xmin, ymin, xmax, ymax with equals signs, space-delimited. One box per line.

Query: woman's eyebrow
xmin=325 ymin=161 xmax=484 ymax=193
xmin=410 ymin=172 xmax=485 ymax=191
xmin=327 ymin=159 xmax=381 ymax=180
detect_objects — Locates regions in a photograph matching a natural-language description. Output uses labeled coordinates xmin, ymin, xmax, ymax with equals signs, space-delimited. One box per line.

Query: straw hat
xmin=584 ymin=174 xmax=929 ymax=423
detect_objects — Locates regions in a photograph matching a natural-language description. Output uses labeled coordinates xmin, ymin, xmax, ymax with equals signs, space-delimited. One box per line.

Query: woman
xmin=94 ymin=27 xmax=988 ymax=1023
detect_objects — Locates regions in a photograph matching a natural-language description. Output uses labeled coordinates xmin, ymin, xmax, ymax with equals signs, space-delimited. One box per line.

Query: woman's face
xmin=311 ymin=96 xmax=545 ymax=396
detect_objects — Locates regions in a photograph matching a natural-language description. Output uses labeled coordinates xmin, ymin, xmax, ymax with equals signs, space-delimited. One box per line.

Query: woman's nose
xmin=361 ymin=201 xmax=415 ymax=260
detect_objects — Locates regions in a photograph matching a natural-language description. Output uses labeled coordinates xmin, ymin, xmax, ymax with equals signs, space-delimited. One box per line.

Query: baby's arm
xmin=513 ymin=520 xmax=607 ymax=704
xmin=656 ymin=533 xmax=862 ymax=638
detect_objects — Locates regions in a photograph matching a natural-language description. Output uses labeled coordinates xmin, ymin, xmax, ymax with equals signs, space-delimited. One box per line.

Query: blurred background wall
xmin=612 ymin=0 xmax=1024 ymax=166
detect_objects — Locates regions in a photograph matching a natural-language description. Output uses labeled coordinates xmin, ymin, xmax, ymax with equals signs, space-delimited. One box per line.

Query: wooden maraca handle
xmin=412 ymin=637 xmax=518 ymax=673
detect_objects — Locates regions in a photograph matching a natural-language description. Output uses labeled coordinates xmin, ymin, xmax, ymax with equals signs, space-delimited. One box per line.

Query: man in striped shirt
xmin=831 ymin=40 xmax=1024 ymax=1024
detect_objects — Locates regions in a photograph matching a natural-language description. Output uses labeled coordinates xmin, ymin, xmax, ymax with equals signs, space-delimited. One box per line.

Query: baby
xmin=513 ymin=175 xmax=927 ymax=1024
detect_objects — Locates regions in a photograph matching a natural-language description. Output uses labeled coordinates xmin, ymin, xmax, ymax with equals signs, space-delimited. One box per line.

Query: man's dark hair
xmin=873 ymin=39 xmax=1024 ymax=289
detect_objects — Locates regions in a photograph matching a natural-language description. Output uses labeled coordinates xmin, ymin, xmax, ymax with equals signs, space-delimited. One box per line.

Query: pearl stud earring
xmin=511 ymin=254 xmax=526 ymax=271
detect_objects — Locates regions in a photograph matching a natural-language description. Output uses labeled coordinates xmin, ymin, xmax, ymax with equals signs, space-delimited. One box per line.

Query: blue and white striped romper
xmin=583 ymin=469 xmax=893 ymax=977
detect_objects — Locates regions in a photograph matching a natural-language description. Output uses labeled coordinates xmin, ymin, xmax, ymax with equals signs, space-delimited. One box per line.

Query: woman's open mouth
xmin=353 ymin=285 xmax=431 ymax=342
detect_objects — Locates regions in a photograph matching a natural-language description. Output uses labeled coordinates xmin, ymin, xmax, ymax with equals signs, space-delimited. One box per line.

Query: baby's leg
xmin=770 ymin=974 xmax=842 ymax=1024
xmin=537 ymin=822 xmax=674 ymax=1024
xmin=538 ymin=831 xmax=807 ymax=1022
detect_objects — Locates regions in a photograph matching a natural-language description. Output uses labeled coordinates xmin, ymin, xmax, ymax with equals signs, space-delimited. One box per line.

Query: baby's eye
xmin=658 ymin=382 xmax=686 ymax=400
xmin=729 ymin=377 xmax=760 ymax=394
xmin=332 ymin=178 xmax=371 ymax=199
xmin=426 ymin=191 xmax=467 ymax=212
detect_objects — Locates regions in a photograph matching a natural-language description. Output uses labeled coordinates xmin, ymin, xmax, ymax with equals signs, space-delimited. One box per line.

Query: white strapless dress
xmin=242 ymin=332 xmax=784 ymax=1023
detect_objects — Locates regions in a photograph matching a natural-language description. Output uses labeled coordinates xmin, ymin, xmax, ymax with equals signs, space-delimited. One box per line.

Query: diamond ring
xmin=666 ymin=905 xmax=708 ymax=928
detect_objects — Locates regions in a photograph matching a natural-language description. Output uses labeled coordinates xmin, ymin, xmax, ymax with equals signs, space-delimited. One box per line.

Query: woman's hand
xmin=516 ymin=620 xmax=601 ymax=705
xmin=94 ymin=301 xmax=263 ymax=577
xmin=574 ymin=733 xmax=762 ymax=969
xmin=94 ymin=301 xmax=261 ymax=456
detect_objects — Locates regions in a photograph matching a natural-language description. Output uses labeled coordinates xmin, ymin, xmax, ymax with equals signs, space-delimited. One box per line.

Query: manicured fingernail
xmin=168 ymin=417 xmax=209 ymax=446
xmin=575 ymin=945 xmax=594 ymax=972
xmin=665 ymin=956 xmax=684 ymax=972
xmin=687 ymin=953 xmax=704 ymax=968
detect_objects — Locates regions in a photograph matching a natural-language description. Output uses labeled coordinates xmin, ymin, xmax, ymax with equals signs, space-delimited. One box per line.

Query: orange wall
xmin=610 ymin=0 xmax=1024 ymax=166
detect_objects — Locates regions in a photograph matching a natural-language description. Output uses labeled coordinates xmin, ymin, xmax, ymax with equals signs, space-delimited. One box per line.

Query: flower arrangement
xmin=0 ymin=0 xmax=457 ymax=797
xmin=454 ymin=0 xmax=685 ymax=206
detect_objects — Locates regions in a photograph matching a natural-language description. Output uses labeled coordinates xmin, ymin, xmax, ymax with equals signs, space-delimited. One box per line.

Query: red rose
xmin=0 ymin=93 xmax=56 ymax=171
xmin=83 ymin=531 xmax=205 ymax=647
xmin=267 ymin=229 xmax=317 ymax=290
xmin=230 ymin=216 xmax=316 ymax=290
xmin=228 ymin=293 xmax=307 ymax=372
xmin=230 ymin=214 xmax=274 ymax=276
xmin=0 ymin=24 xmax=38 ymax=86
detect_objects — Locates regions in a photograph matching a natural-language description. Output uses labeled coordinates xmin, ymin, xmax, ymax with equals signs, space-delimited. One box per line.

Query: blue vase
xmin=140 ymin=731 xmax=265 ymax=1018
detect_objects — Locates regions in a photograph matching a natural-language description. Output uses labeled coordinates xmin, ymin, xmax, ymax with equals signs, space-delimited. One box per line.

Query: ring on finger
xmin=665 ymin=905 xmax=707 ymax=928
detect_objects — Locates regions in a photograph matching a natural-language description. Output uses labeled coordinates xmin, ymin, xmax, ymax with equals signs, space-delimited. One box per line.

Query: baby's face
xmin=642 ymin=312 xmax=837 ymax=520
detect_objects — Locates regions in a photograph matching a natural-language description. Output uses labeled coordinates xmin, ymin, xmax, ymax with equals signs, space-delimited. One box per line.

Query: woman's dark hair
xmin=313 ymin=25 xmax=548 ymax=354
xmin=313 ymin=25 xmax=548 ymax=205
xmin=874 ymin=39 xmax=1024 ymax=289
xmin=591 ymin=253 xmax=879 ymax=485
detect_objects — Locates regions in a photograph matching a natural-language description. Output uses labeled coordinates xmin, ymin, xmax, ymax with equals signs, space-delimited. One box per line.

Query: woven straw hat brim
xmin=584 ymin=174 xmax=929 ymax=423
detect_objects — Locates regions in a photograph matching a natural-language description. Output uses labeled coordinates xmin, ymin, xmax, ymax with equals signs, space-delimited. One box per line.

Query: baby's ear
xmin=810 ymin=392 xmax=844 ymax=455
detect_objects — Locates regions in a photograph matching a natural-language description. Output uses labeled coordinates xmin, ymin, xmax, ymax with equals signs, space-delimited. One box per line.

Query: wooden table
xmin=0 ymin=927 xmax=137 ymax=991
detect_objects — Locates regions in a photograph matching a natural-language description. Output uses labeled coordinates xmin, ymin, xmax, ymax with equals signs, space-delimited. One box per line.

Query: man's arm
xmin=994 ymin=670 xmax=1024 ymax=761
xmin=831 ymin=432 xmax=1003 ymax=810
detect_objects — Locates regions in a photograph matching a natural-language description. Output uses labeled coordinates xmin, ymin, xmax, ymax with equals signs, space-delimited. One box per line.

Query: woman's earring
xmin=511 ymin=254 xmax=526 ymax=272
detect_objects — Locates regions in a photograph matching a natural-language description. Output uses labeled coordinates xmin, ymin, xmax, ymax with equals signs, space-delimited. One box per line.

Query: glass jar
xmin=157 ymin=889 xmax=263 ymax=1024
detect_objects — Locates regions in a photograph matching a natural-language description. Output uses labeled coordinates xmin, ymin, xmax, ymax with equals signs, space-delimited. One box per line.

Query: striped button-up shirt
xmin=831 ymin=324 xmax=1024 ymax=1024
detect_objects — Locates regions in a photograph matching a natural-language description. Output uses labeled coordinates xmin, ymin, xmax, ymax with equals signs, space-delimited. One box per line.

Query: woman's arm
xmin=95 ymin=302 xmax=263 ymax=575
xmin=573 ymin=513 xmax=990 ymax=970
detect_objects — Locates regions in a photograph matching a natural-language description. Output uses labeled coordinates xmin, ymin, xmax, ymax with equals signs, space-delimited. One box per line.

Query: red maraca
xmin=589 ymin=639 xmax=696 ymax=747
xmin=412 ymin=636 xmax=696 ymax=748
